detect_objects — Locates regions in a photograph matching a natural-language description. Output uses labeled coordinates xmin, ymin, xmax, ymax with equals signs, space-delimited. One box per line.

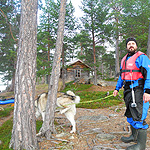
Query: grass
xmin=62 ymin=82 xmax=93 ymax=93
xmin=0 ymin=119 xmax=43 ymax=150
xmin=0 ymin=119 xmax=13 ymax=150
xmin=0 ymin=106 xmax=14 ymax=118
xmin=76 ymin=90 xmax=123 ymax=109
xmin=0 ymin=83 xmax=124 ymax=149
xmin=36 ymin=84 xmax=48 ymax=92
xmin=62 ymin=82 xmax=124 ymax=109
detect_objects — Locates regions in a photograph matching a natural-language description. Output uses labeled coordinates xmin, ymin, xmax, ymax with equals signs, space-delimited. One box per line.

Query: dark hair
xmin=126 ymin=37 xmax=137 ymax=47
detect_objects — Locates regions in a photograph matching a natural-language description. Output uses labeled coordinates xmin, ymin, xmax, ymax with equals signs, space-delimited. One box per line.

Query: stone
xmin=96 ymin=133 xmax=116 ymax=140
xmin=82 ymin=128 xmax=102 ymax=135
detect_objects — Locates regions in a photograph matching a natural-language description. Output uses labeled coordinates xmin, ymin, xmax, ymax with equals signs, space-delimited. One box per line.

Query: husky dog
xmin=35 ymin=91 xmax=80 ymax=133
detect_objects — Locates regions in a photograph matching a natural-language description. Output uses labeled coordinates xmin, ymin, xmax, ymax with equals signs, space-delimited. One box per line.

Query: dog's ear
xmin=66 ymin=91 xmax=75 ymax=96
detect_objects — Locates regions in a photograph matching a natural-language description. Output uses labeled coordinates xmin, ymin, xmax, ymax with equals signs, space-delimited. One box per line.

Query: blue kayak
xmin=0 ymin=98 xmax=14 ymax=105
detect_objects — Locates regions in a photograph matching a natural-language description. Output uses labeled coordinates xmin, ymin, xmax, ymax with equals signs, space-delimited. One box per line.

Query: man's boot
xmin=126 ymin=129 xmax=147 ymax=150
xmin=121 ymin=125 xmax=137 ymax=143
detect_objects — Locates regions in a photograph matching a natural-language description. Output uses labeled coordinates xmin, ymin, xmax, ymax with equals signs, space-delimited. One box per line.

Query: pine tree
xmin=9 ymin=0 xmax=38 ymax=149
xmin=80 ymin=0 xmax=112 ymax=83
xmin=0 ymin=0 xmax=20 ymax=91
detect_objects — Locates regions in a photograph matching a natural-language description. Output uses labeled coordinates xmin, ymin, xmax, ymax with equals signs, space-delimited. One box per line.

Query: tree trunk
xmin=47 ymin=13 xmax=51 ymax=84
xmin=80 ymin=42 xmax=83 ymax=55
xmin=61 ymin=46 xmax=66 ymax=90
xmin=147 ymin=22 xmax=150 ymax=58
xmin=92 ymin=25 xmax=97 ymax=85
xmin=9 ymin=0 xmax=38 ymax=149
xmin=8 ymin=71 xmax=15 ymax=92
xmin=9 ymin=58 xmax=17 ymax=92
xmin=101 ymin=62 xmax=104 ymax=79
xmin=41 ymin=66 xmax=45 ymax=84
xmin=115 ymin=35 xmax=120 ymax=77
xmin=38 ymin=0 xmax=67 ymax=139
xmin=114 ymin=14 xmax=120 ymax=78
xmin=109 ymin=65 xmax=112 ymax=78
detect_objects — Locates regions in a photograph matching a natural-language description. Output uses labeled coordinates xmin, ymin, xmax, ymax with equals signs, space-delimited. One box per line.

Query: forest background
xmin=0 ymin=0 xmax=150 ymax=91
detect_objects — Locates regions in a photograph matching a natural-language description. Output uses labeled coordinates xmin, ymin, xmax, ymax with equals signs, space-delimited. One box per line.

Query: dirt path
xmin=0 ymin=111 xmax=13 ymax=126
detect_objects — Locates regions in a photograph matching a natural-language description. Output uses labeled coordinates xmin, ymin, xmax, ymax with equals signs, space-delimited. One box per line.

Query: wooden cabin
xmin=62 ymin=59 xmax=92 ymax=83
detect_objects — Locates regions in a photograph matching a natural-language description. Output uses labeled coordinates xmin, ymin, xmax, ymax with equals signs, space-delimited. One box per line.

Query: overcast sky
xmin=71 ymin=0 xmax=83 ymax=18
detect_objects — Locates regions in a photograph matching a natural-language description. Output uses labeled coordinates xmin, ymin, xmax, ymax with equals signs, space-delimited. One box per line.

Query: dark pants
xmin=123 ymin=87 xmax=149 ymax=129
xmin=124 ymin=87 xmax=143 ymax=121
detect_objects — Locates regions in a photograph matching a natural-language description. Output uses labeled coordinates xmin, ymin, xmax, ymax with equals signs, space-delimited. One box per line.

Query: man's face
xmin=126 ymin=41 xmax=137 ymax=53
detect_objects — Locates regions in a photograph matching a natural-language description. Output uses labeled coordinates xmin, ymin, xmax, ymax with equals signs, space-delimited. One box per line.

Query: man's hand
xmin=113 ymin=90 xmax=118 ymax=97
xmin=143 ymin=93 xmax=150 ymax=103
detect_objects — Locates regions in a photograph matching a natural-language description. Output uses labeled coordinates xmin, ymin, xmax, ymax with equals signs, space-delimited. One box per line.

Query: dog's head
xmin=66 ymin=91 xmax=80 ymax=104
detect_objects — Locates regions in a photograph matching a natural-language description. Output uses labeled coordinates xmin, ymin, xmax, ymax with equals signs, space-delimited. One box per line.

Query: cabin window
xmin=75 ymin=69 xmax=81 ymax=77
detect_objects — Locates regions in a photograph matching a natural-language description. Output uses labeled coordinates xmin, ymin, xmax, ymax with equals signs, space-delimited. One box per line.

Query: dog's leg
xmin=64 ymin=111 xmax=76 ymax=133
xmin=35 ymin=110 xmax=41 ymax=119
xmin=60 ymin=107 xmax=70 ymax=114
xmin=41 ymin=112 xmax=45 ymax=121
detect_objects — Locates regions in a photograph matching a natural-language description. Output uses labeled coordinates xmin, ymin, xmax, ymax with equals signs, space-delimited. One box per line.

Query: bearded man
xmin=113 ymin=37 xmax=150 ymax=150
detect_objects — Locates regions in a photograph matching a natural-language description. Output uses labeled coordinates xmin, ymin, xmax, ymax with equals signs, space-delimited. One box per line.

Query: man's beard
xmin=127 ymin=46 xmax=137 ymax=55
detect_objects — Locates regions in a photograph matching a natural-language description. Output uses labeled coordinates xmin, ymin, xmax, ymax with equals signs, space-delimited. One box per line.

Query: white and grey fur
xmin=35 ymin=91 xmax=80 ymax=133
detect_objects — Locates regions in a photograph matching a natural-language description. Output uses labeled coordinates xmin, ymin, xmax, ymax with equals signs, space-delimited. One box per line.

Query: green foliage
xmin=102 ymin=52 xmax=115 ymax=78
xmin=121 ymin=0 xmax=150 ymax=53
xmin=78 ymin=0 xmax=114 ymax=79
xmin=37 ymin=0 xmax=79 ymax=78
xmin=0 ymin=0 xmax=20 ymax=82
xmin=1 ymin=0 xmax=150 ymax=84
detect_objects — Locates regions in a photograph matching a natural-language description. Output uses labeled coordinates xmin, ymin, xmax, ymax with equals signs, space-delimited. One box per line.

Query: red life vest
xmin=121 ymin=51 xmax=145 ymax=80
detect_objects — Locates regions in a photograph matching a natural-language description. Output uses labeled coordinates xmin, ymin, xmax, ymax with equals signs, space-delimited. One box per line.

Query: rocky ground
xmin=1 ymin=85 xmax=150 ymax=150
xmin=38 ymin=103 xmax=150 ymax=150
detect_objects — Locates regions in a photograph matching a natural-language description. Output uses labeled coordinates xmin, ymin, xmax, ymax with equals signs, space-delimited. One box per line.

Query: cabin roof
xmin=66 ymin=59 xmax=92 ymax=69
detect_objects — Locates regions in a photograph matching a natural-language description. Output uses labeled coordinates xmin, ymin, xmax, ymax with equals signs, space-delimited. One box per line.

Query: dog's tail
xmin=66 ymin=91 xmax=80 ymax=104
